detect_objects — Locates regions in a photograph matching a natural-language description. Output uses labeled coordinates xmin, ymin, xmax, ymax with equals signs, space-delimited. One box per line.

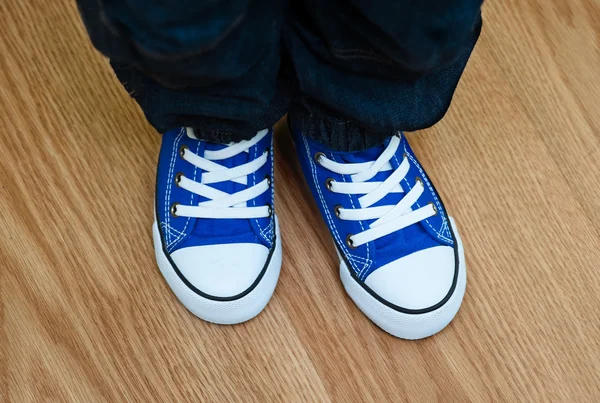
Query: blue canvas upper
xmin=155 ymin=128 xmax=275 ymax=254
xmin=292 ymin=129 xmax=455 ymax=282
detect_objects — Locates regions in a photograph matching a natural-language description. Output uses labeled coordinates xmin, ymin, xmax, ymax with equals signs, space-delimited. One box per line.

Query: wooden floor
xmin=1 ymin=0 xmax=600 ymax=401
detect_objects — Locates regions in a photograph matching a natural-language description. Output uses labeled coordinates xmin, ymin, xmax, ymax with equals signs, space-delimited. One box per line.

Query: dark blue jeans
xmin=78 ymin=0 xmax=482 ymax=151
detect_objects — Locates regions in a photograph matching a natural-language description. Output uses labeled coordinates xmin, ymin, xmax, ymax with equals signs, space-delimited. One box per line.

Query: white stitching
xmin=252 ymin=140 xmax=271 ymax=244
xmin=166 ymin=228 xmax=186 ymax=239
xmin=440 ymin=219 xmax=450 ymax=240
xmin=401 ymin=143 xmax=453 ymax=244
xmin=405 ymin=153 xmax=451 ymax=242
xmin=440 ymin=218 xmax=453 ymax=241
xmin=302 ymin=136 xmax=365 ymax=275
xmin=259 ymin=221 xmax=273 ymax=241
xmin=270 ymin=134 xmax=275 ymax=241
xmin=162 ymin=222 xmax=184 ymax=236
xmin=164 ymin=128 xmax=185 ymax=245
xmin=167 ymin=136 xmax=200 ymax=250
xmin=331 ymin=155 xmax=371 ymax=279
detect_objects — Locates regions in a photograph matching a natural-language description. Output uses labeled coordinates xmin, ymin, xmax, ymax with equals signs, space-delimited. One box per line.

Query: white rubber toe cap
xmin=364 ymin=245 xmax=456 ymax=310
xmin=170 ymin=243 xmax=270 ymax=298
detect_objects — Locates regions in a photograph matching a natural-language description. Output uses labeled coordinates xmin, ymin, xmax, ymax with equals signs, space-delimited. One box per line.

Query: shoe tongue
xmin=203 ymin=141 xmax=249 ymax=191
xmin=337 ymin=140 xmax=412 ymax=250
xmin=337 ymin=143 xmax=385 ymax=164
xmin=332 ymin=140 xmax=441 ymax=254
xmin=190 ymin=141 xmax=254 ymax=239
xmin=204 ymin=141 xmax=245 ymax=161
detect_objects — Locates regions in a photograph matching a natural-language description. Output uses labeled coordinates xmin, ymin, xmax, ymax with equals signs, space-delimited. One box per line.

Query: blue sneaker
xmin=292 ymin=128 xmax=466 ymax=339
xmin=153 ymin=127 xmax=281 ymax=324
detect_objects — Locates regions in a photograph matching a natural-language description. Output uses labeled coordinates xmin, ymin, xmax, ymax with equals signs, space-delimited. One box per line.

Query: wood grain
xmin=1 ymin=0 xmax=599 ymax=401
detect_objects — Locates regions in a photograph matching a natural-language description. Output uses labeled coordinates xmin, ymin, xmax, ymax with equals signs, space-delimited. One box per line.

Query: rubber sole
xmin=152 ymin=217 xmax=282 ymax=325
xmin=339 ymin=217 xmax=466 ymax=340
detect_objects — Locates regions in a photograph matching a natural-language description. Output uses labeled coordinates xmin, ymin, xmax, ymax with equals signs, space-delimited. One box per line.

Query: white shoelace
xmin=317 ymin=135 xmax=437 ymax=248
xmin=171 ymin=129 xmax=271 ymax=219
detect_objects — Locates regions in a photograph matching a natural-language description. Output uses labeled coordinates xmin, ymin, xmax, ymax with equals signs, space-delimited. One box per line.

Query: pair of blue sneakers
xmin=153 ymin=124 xmax=466 ymax=339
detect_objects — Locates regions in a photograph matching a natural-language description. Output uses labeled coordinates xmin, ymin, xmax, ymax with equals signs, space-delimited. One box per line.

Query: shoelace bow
xmin=316 ymin=135 xmax=437 ymax=248
xmin=170 ymin=129 xmax=271 ymax=219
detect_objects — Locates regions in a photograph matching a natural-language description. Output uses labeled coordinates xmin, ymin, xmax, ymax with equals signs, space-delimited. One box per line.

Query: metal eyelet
xmin=179 ymin=145 xmax=189 ymax=158
xmin=314 ymin=152 xmax=325 ymax=164
xmin=325 ymin=178 xmax=335 ymax=191
xmin=170 ymin=202 xmax=180 ymax=218
xmin=415 ymin=176 xmax=422 ymax=186
xmin=266 ymin=204 xmax=273 ymax=217
xmin=403 ymin=152 xmax=408 ymax=160
xmin=346 ymin=234 xmax=357 ymax=249
xmin=428 ymin=202 xmax=438 ymax=215
xmin=175 ymin=172 xmax=184 ymax=187
xmin=265 ymin=174 xmax=271 ymax=186
xmin=334 ymin=205 xmax=342 ymax=218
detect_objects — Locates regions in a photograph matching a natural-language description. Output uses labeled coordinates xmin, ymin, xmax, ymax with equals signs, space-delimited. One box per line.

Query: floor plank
xmin=1 ymin=0 xmax=599 ymax=401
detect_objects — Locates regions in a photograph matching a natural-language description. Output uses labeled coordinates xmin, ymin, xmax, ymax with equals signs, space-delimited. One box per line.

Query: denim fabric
xmin=78 ymin=0 xmax=482 ymax=150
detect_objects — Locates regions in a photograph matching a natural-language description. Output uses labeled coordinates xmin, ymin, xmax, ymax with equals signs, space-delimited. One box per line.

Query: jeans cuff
xmin=288 ymin=98 xmax=393 ymax=152
xmin=113 ymin=63 xmax=292 ymax=143
xmin=191 ymin=117 xmax=272 ymax=144
xmin=189 ymin=86 xmax=291 ymax=143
